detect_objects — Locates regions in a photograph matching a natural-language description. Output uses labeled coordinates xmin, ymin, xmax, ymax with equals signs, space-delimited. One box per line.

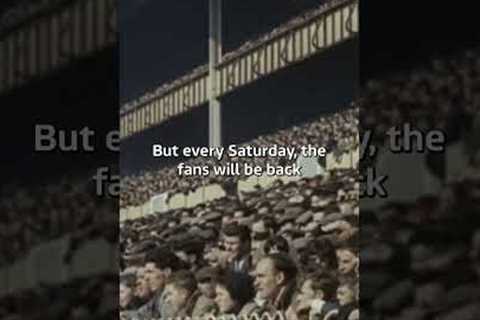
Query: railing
xmin=120 ymin=146 xmax=360 ymax=221
xmin=0 ymin=0 xmax=116 ymax=95
xmin=145 ymin=312 xmax=286 ymax=320
xmin=119 ymin=0 xmax=359 ymax=140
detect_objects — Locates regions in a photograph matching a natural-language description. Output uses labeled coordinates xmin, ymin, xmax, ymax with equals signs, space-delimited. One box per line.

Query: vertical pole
xmin=209 ymin=0 xmax=222 ymax=148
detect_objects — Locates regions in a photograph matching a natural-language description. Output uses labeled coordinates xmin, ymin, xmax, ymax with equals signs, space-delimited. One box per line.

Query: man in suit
xmin=222 ymin=223 xmax=252 ymax=275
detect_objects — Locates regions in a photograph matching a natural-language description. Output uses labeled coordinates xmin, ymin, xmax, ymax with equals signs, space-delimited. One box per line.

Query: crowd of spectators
xmin=357 ymin=46 xmax=480 ymax=320
xmin=120 ymin=107 xmax=359 ymax=208
xmin=0 ymin=273 xmax=117 ymax=320
xmin=360 ymin=174 xmax=480 ymax=320
xmin=361 ymin=47 xmax=480 ymax=147
xmin=3 ymin=158 xmax=479 ymax=320
xmin=2 ymin=21 xmax=480 ymax=320
xmin=121 ymin=45 xmax=480 ymax=211
xmin=120 ymin=167 xmax=360 ymax=320
xmin=356 ymin=45 xmax=480 ymax=319
xmin=118 ymin=45 xmax=480 ymax=319
xmin=0 ymin=174 xmax=117 ymax=267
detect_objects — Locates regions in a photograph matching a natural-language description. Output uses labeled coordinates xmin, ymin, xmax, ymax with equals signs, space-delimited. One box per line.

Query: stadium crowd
xmin=120 ymin=46 xmax=480 ymax=210
xmin=360 ymin=172 xmax=480 ymax=320
xmin=357 ymin=47 xmax=480 ymax=320
xmin=120 ymin=168 xmax=360 ymax=320
xmin=361 ymin=47 xmax=480 ymax=147
xmin=3 ymin=174 xmax=479 ymax=320
xmin=118 ymin=44 xmax=480 ymax=320
xmin=1 ymin=25 xmax=479 ymax=320
xmin=0 ymin=174 xmax=117 ymax=267
xmin=0 ymin=273 xmax=117 ymax=320
xmin=120 ymin=107 xmax=359 ymax=208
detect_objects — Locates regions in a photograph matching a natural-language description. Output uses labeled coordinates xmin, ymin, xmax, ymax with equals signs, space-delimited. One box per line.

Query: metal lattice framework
xmin=0 ymin=0 xmax=116 ymax=94
xmin=120 ymin=0 xmax=358 ymax=140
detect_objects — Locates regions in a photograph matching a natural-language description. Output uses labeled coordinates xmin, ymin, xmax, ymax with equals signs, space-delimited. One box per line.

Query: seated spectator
xmin=264 ymin=235 xmax=290 ymax=255
xmin=192 ymin=267 xmax=220 ymax=318
xmin=213 ymin=270 xmax=255 ymax=318
xmin=336 ymin=278 xmax=358 ymax=320
xmin=336 ymin=247 xmax=358 ymax=277
xmin=243 ymin=253 xmax=298 ymax=316
xmin=251 ymin=217 xmax=275 ymax=264
xmin=120 ymin=272 xmax=137 ymax=311
xmin=134 ymin=247 xmax=184 ymax=319
xmin=133 ymin=271 xmax=152 ymax=307
xmin=288 ymin=272 xmax=339 ymax=320
xmin=162 ymin=270 xmax=200 ymax=319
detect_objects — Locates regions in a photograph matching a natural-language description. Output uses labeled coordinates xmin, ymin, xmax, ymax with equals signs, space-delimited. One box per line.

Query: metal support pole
xmin=208 ymin=0 xmax=222 ymax=148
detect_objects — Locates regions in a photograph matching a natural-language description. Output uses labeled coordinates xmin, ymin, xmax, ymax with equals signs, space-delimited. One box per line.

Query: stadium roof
xmin=0 ymin=0 xmax=75 ymax=36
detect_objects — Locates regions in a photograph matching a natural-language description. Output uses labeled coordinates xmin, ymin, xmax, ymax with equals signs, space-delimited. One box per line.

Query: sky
xmin=120 ymin=0 xmax=325 ymax=103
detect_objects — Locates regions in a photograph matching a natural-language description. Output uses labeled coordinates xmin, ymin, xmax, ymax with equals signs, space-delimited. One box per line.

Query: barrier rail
xmin=0 ymin=0 xmax=116 ymax=94
xmin=119 ymin=0 xmax=358 ymax=140
xmin=143 ymin=312 xmax=286 ymax=320
xmin=0 ymin=235 xmax=116 ymax=297
xmin=120 ymin=147 xmax=360 ymax=221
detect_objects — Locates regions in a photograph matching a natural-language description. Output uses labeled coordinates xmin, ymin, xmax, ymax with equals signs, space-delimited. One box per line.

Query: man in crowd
xmin=222 ymin=223 xmax=252 ymax=275
xmin=242 ymin=253 xmax=298 ymax=316
xmin=251 ymin=217 xmax=276 ymax=266
xmin=120 ymin=272 xmax=136 ymax=310
xmin=131 ymin=247 xmax=184 ymax=319
xmin=336 ymin=247 xmax=358 ymax=277
xmin=162 ymin=270 xmax=200 ymax=319
xmin=133 ymin=268 xmax=152 ymax=307
xmin=192 ymin=266 xmax=220 ymax=318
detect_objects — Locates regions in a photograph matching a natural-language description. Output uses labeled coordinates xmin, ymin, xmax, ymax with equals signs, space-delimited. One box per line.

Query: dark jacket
xmin=228 ymin=253 xmax=251 ymax=275
xmin=130 ymin=289 xmax=165 ymax=319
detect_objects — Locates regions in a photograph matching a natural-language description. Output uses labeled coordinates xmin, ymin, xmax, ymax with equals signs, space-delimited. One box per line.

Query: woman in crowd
xmin=213 ymin=271 xmax=255 ymax=319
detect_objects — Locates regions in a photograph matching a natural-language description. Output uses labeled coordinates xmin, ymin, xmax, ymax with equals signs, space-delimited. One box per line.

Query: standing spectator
xmin=223 ymin=223 xmax=252 ymax=275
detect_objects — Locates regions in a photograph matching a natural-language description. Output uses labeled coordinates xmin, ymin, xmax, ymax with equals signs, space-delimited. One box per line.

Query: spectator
xmin=222 ymin=223 xmax=252 ymax=275
xmin=248 ymin=253 xmax=298 ymax=314
xmin=120 ymin=272 xmax=137 ymax=311
xmin=192 ymin=267 xmax=220 ymax=318
xmin=162 ymin=270 xmax=200 ymax=319
xmin=213 ymin=270 xmax=255 ymax=318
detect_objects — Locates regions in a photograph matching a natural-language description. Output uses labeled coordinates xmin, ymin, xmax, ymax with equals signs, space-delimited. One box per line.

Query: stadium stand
xmin=361 ymin=47 xmax=480 ymax=146
xmin=0 ymin=273 xmax=117 ymax=319
xmin=120 ymin=167 xmax=359 ymax=320
xmin=1 ymin=0 xmax=479 ymax=316
xmin=120 ymin=107 xmax=359 ymax=210
xmin=115 ymin=46 xmax=480 ymax=319
xmin=120 ymin=0 xmax=353 ymax=115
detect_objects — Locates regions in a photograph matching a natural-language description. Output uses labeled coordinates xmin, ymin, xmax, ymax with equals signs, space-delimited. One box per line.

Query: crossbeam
xmin=120 ymin=0 xmax=358 ymax=140
xmin=0 ymin=0 xmax=116 ymax=95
